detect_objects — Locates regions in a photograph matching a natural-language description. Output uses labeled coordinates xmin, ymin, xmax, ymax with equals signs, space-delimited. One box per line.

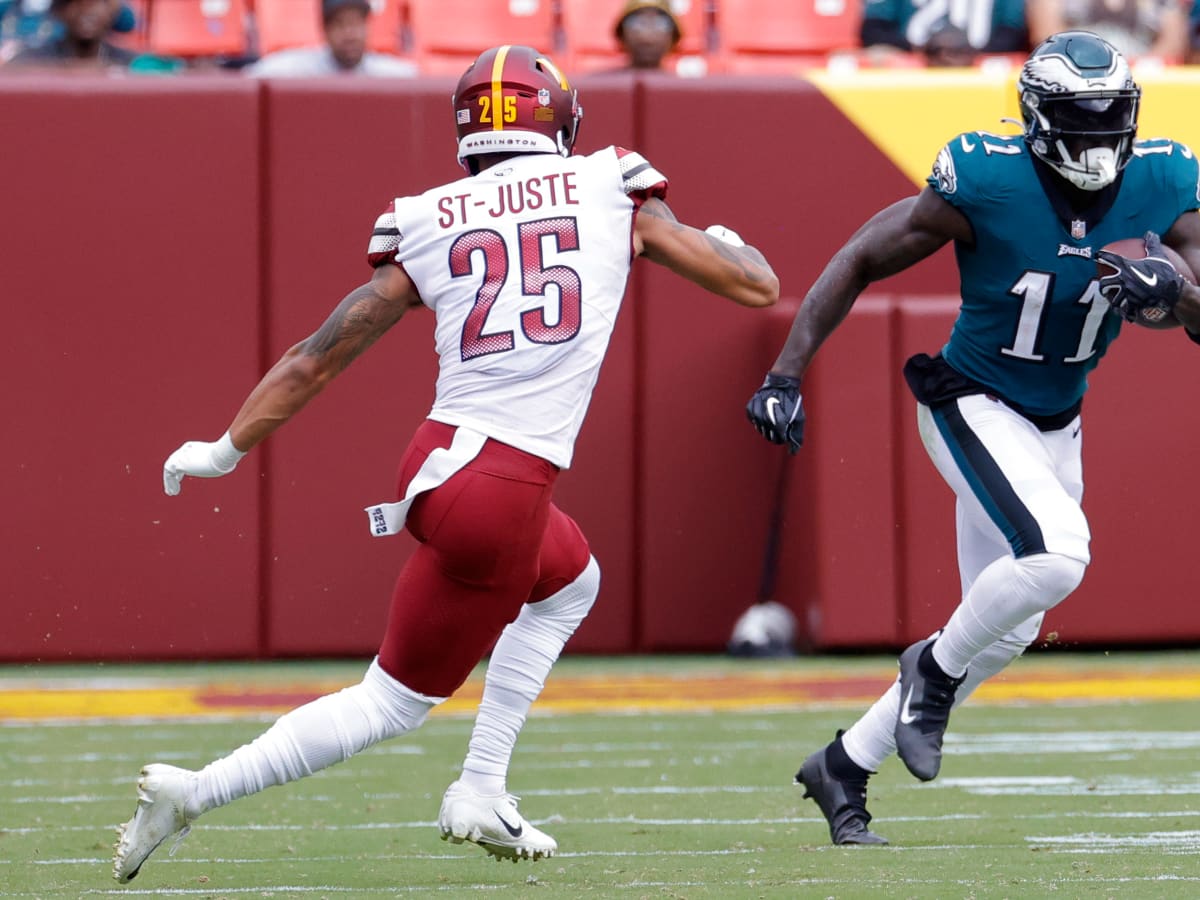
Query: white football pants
xmin=843 ymin=395 xmax=1089 ymax=772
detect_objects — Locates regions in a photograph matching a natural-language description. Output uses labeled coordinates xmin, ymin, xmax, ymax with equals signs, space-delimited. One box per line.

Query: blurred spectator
xmin=6 ymin=0 xmax=137 ymax=67
xmin=246 ymin=0 xmax=416 ymax=77
xmin=922 ymin=17 xmax=977 ymax=66
xmin=1 ymin=0 xmax=134 ymax=64
xmin=613 ymin=0 xmax=681 ymax=71
xmin=1025 ymin=0 xmax=1191 ymax=63
xmin=860 ymin=0 xmax=1029 ymax=64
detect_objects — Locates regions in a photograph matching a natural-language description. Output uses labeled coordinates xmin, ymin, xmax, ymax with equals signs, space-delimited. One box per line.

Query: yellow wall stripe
xmin=807 ymin=67 xmax=1200 ymax=191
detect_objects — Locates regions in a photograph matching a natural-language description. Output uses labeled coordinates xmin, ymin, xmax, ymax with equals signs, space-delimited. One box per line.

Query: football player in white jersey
xmin=113 ymin=44 xmax=778 ymax=882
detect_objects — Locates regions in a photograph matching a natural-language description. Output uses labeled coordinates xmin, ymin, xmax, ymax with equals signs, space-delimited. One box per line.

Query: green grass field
xmin=3 ymin=654 xmax=1200 ymax=899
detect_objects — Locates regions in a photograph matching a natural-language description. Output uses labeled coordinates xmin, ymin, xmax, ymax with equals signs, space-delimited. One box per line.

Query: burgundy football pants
xmin=377 ymin=420 xmax=591 ymax=697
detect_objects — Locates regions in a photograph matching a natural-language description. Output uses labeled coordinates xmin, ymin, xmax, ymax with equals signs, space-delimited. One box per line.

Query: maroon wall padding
xmin=6 ymin=78 xmax=1198 ymax=662
xmin=0 ymin=78 xmax=263 ymax=660
xmin=633 ymin=79 xmax=924 ymax=650
xmin=771 ymin=298 xmax=903 ymax=649
xmin=1042 ymin=324 xmax=1200 ymax=645
xmin=258 ymin=80 xmax=456 ymax=657
xmin=260 ymin=80 xmax=641 ymax=655
xmin=892 ymin=298 xmax=963 ymax=643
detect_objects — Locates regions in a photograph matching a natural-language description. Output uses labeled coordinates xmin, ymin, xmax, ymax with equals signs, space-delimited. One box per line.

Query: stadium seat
xmin=252 ymin=0 xmax=323 ymax=55
xmin=253 ymin=0 xmax=403 ymax=56
xmin=364 ymin=0 xmax=403 ymax=54
xmin=560 ymin=0 xmax=707 ymax=73
xmin=406 ymin=0 xmax=556 ymax=76
xmin=713 ymin=0 xmax=863 ymax=73
xmin=147 ymin=0 xmax=251 ymax=58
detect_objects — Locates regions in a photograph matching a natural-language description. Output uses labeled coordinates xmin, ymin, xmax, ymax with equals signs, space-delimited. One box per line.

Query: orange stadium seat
xmin=364 ymin=0 xmax=403 ymax=53
xmin=252 ymin=0 xmax=323 ymax=55
xmin=713 ymin=0 xmax=863 ymax=73
xmin=147 ymin=0 xmax=251 ymax=58
xmin=406 ymin=0 xmax=556 ymax=76
xmin=560 ymin=0 xmax=707 ymax=73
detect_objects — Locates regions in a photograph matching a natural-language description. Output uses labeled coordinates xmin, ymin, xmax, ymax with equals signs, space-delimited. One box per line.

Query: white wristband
xmin=705 ymin=224 xmax=745 ymax=248
xmin=211 ymin=431 xmax=247 ymax=473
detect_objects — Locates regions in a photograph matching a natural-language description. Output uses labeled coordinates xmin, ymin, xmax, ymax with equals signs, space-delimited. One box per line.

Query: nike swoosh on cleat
xmin=1132 ymin=268 xmax=1158 ymax=287
xmin=495 ymin=811 xmax=523 ymax=838
xmin=899 ymin=685 xmax=918 ymax=725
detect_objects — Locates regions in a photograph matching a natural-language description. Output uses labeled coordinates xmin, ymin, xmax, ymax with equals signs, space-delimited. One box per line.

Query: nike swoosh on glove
xmin=746 ymin=373 xmax=805 ymax=454
xmin=1097 ymin=231 xmax=1185 ymax=323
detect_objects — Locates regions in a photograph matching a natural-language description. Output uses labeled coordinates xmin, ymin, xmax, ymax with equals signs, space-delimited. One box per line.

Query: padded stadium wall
xmin=4 ymin=70 xmax=1200 ymax=661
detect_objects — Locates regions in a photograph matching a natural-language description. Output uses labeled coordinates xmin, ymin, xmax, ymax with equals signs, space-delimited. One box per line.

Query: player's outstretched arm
xmin=163 ymin=264 xmax=422 ymax=496
xmin=745 ymin=187 xmax=966 ymax=452
xmin=633 ymin=197 xmax=779 ymax=308
xmin=769 ymin=187 xmax=966 ymax=380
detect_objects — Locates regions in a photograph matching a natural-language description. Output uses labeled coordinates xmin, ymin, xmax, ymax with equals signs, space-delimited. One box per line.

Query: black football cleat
xmin=894 ymin=638 xmax=966 ymax=781
xmin=795 ymin=744 xmax=888 ymax=846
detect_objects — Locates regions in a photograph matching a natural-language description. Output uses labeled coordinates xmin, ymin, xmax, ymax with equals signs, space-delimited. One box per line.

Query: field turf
xmin=3 ymin=652 xmax=1199 ymax=898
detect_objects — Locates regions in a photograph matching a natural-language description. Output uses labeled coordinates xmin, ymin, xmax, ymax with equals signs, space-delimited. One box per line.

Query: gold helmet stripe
xmin=537 ymin=55 xmax=570 ymax=91
xmin=490 ymin=44 xmax=511 ymax=132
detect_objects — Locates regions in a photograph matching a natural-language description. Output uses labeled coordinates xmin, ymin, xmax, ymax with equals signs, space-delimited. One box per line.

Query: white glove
xmin=163 ymin=431 xmax=246 ymax=496
xmin=704 ymin=224 xmax=745 ymax=248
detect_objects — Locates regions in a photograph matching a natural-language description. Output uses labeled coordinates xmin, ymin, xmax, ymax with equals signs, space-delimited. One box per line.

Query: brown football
xmin=1097 ymin=237 xmax=1196 ymax=328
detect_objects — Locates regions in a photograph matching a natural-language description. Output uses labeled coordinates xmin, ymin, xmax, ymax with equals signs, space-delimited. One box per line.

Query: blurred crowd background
xmin=1 ymin=0 xmax=1198 ymax=79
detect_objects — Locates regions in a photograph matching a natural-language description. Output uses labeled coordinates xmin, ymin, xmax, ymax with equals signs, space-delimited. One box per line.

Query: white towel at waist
xmin=363 ymin=426 xmax=487 ymax=537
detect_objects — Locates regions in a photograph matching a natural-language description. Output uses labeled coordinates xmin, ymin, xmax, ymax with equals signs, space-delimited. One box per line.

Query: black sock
xmin=825 ymin=732 xmax=871 ymax=782
xmin=918 ymin=641 xmax=951 ymax=681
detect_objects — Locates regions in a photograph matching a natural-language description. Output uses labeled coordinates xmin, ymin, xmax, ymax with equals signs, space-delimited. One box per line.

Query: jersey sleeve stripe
xmin=367 ymin=207 xmax=402 ymax=265
xmin=617 ymin=150 xmax=668 ymax=200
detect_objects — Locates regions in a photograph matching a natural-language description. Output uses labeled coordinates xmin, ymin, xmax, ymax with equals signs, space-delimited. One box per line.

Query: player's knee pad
xmin=523 ymin=554 xmax=600 ymax=637
xmin=1016 ymin=552 xmax=1086 ymax=612
xmin=360 ymin=658 xmax=444 ymax=739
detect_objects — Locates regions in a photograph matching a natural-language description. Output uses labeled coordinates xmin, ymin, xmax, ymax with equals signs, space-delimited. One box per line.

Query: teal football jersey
xmin=927 ymin=133 xmax=1200 ymax=416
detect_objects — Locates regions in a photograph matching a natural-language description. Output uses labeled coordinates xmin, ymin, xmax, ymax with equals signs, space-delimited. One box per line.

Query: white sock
xmin=841 ymin=612 xmax=1044 ymax=773
xmin=841 ymin=680 xmax=901 ymax=772
xmin=953 ymin=612 xmax=1044 ymax=703
xmin=459 ymin=556 xmax=600 ymax=796
xmin=932 ymin=552 xmax=1085 ymax=678
xmin=188 ymin=658 xmax=443 ymax=817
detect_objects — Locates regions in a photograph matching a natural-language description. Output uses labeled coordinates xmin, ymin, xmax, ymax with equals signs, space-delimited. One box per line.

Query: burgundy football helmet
xmin=453 ymin=45 xmax=583 ymax=170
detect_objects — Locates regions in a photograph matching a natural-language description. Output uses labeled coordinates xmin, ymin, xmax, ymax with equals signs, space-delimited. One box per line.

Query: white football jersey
xmin=368 ymin=146 xmax=667 ymax=469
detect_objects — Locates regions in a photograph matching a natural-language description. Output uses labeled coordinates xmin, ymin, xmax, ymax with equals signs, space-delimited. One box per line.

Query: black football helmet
xmin=452 ymin=45 xmax=583 ymax=171
xmin=1017 ymin=31 xmax=1140 ymax=191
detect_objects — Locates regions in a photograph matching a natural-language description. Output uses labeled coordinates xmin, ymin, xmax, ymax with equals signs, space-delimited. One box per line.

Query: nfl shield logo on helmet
xmin=537 ymin=88 xmax=551 ymax=106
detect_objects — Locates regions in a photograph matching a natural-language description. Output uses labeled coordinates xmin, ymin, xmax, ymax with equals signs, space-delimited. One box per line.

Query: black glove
xmin=1097 ymin=231 xmax=1185 ymax=324
xmin=746 ymin=373 xmax=805 ymax=454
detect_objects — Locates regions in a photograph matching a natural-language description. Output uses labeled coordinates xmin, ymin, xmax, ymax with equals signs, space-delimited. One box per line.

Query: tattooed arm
xmin=633 ymin=197 xmax=779 ymax=308
xmin=227 ymin=263 xmax=423 ymax=451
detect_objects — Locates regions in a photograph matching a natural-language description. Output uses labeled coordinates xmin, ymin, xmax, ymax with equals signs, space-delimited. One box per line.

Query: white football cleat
xmin=438 ymin=780 xmax=557 ymax=862
xmin=112 ymin=764 xmax=197 ymax=883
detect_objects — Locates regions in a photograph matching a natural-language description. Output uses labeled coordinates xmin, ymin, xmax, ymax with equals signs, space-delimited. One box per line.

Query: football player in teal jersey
xmin=746 ymin=31 xmax=1200 ymax=846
